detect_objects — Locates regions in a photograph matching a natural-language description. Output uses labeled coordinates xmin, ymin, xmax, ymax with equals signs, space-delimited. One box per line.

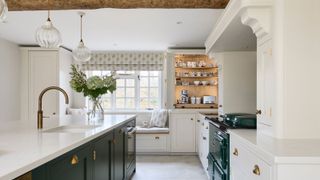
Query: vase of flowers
xmin=70 ymin=65 xmax=116 ymax=120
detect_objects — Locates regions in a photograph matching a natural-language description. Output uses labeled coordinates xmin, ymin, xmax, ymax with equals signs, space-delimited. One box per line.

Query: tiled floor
xmin=131 ymin=155 xmax=208 ymax=180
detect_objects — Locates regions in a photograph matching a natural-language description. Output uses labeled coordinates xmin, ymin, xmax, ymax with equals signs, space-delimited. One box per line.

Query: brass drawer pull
xmin=155 ymin=136 xmax=160 ymax=140
xmin=233 ymin=148 xmax=238 ymax=156
xmin=71 ymin=155 xmax=79 ymax=165
xmin=253 ymin=165 xmax=261 ymax=176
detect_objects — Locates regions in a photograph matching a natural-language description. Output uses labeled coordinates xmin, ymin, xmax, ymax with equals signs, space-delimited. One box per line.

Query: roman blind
xmin=81 ymin=52 xmax=165 ymax=71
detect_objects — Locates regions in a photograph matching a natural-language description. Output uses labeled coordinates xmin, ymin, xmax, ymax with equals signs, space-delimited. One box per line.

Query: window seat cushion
xmin=136 ymin=126 xmax=169 ymax=134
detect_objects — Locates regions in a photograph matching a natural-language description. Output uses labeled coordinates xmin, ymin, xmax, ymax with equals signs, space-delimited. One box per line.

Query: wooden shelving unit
xmin=174 ymin=54 xmax=218 ymax=109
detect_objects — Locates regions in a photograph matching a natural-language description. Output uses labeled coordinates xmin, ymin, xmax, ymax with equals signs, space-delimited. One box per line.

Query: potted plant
xmin=69 ymin=65 xmax=116 ymax=120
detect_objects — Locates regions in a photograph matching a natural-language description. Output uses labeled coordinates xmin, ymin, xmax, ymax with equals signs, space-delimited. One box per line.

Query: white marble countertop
xmin=228 ymin=129 xmax=320 ymax=165
xmin=0 ymin=114 xmax=136 ymax=180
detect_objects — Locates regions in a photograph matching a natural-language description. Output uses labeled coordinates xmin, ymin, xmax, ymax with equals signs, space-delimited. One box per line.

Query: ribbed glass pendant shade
xmin=0 ymin=0 xmax=8 ymax=22
xmin=35 ymin=11 xmax=62 ymax=48
xmin=72 ymin=40 xmax=91 ymax=62
xmin=72 ymin=12 xmax=91 ymax=62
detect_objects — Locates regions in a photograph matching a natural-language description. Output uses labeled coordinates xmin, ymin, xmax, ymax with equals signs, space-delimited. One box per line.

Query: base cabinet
xmin=31 ymin=119 xmax=135 ymax=180
xmin=47 ymin=145 xmax=93 ymax=180
xmin=170 ymin=113 xmax=196 ymax=152
xmin=93 ymin=133 xmax=114 ymax=180
xmin=114 ymin=126 xmax=126 ymax=180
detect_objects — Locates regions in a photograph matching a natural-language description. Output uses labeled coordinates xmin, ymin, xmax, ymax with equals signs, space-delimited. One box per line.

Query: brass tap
xmin=37 ymin=86 xmax=69 ymax=129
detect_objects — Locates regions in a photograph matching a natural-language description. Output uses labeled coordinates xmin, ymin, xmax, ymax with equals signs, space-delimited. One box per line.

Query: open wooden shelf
xmin=176 ymin=76 xmax=218 ymax=78
xmin=175 ymin=67 xmax=218 ymax=69
xmin=176 ymin=85 xmax=217 ymax=87
xmin=174 ymin=103 xmax=218 ymax=109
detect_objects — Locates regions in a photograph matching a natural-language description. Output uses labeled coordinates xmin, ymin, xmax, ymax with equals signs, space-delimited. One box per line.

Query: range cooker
xmin=206 ymin=113 xmax=257 ymax=180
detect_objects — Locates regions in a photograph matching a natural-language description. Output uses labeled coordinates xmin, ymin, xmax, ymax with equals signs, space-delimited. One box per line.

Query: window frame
xmin=86 ymin=70 xmax=162 ymax=112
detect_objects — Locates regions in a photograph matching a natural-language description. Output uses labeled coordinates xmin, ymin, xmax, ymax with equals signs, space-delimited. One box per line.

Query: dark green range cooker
xmin=206 ymin=113 xmax=257 ymax=180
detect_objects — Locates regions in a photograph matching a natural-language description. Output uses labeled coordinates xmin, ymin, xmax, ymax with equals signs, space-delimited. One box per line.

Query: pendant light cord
xmin=47 ymin=0 xmax=51 ymax=21
xmin=80 ymin=14 xmax=83 ymax=42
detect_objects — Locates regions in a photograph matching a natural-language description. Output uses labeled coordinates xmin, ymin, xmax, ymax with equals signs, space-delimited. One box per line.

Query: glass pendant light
xmin=35 ymin=8 xmax=62 ymax=48
xmin=0 ymin=0 xmax=8 ymax=22
xmin=72 ymin=12 xmax=91 ymax=62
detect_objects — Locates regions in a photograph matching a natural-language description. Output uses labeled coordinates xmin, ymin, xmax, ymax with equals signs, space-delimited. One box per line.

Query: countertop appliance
xmin=206 ymin=114 xmax=256 ymax=180
xmin=179 ymin=90 xmax=189 ymax=104
xmin=203 ymin=96 xmax=215 ymax=104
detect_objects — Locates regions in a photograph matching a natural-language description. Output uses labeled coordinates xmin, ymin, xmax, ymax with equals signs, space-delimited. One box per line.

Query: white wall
xmin=0 ymin=38 xmax=21 ymax=121
xmin=272 ymin=0 xmax=320 ymax=139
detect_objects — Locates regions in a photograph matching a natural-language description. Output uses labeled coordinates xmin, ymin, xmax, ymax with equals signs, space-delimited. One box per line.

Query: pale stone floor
xmin=131 ymin=155 xmax=208 ymax=180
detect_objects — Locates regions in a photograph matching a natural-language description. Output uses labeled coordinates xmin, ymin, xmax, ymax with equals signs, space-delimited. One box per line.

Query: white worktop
xmin=228 ymin=129 xmax=320 ymax=165
xmin=0 ymin=114 xmax=136 ymax=180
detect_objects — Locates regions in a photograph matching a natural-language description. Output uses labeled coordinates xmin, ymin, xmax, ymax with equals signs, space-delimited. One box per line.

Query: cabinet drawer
xmin=137 ymin=134 xmax=169 ymax=152
xmin=230 ymin=138 xmax=271 ymax=180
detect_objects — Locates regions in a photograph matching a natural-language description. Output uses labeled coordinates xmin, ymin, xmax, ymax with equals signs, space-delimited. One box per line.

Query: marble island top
xmin=0 ymin=114 xmax=136 ymax=180
xmin=228 ymin=129 xmax=320 ymax=165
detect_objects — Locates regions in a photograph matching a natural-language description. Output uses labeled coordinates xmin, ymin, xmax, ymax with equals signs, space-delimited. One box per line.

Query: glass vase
xmin=89 ymin=97 xmax=104 ymax=121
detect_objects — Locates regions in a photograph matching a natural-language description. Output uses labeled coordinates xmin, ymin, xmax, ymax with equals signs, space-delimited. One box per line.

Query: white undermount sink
xmin=43 ymin=125 xmax=101 ymax=133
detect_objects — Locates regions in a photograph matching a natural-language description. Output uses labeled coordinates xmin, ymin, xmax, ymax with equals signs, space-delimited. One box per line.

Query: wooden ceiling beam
xmin=6 ymin=0 xmax=229 ymax=11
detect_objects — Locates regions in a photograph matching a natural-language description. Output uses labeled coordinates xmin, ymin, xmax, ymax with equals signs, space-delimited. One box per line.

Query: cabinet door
xmin=29 ymin=50 xmax=58 ymax=123
xmin=47 ymin=145 xmax=93 ymax=180
xmin=114 ymin=126 xmax=126 ymax=180
xmin=257 ymin=39 xmax=274 ymax=126
xmin=170 ymin=114 xmax=196 ymax=152
xmin=93 ymin=132 xmax=114 ymax=180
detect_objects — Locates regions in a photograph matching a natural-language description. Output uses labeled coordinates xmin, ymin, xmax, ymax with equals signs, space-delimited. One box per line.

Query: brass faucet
xmin=37 ymin=86 xmax=69 ymax=129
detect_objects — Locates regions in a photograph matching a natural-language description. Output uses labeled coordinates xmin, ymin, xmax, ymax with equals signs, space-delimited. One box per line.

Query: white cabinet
xmin=257 ymin=39 xmax=274 ymax=127
xmin=20 ymin=48 xmax=73 ymax=125
xmin=170 ymin=113 xmax=196 ymax=152
xmin=214 ymin=52 xmax=257 ymax=118
xmin=136 ymin=134 xmax=170 ymax=153
xmin=230 ymin=136 xmax=271 ymax=180
xmin=198 ymin=115 xmax=209 ymax=174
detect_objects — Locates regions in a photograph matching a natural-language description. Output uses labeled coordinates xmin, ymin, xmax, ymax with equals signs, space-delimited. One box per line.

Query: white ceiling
xmin=0 ymin=9 xmax=223 ymax=51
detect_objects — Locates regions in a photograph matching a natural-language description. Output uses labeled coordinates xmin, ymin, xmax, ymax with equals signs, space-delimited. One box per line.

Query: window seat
xmin=136 ymin=126 xmax=170 ymax=134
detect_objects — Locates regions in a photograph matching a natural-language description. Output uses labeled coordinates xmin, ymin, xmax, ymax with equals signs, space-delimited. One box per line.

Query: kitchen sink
xmin=43 ymin=125 xmax=101 ymax=133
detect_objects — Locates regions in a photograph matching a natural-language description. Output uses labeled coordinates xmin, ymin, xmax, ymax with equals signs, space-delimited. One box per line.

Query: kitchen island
xmin=0 ymin=114 xmax=136 ymax=180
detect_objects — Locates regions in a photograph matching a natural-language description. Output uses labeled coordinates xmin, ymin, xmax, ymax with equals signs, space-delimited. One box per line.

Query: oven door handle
xmin=128 ymin=128 xmax=137 ymax=136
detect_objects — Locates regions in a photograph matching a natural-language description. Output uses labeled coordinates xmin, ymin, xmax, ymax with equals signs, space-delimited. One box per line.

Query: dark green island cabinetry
xmin=29 ymin=118 xmax=136 ymax=180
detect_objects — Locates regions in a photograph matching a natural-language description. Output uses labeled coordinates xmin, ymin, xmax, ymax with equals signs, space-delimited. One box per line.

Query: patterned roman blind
xmin=81 ymin=52 xmax=165 ymax=71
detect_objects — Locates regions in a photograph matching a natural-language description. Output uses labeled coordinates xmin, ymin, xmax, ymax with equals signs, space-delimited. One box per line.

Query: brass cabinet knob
xmin=253 ymin=165 xmax=261 ymax=176
xmin=191 ymin=118 xmax=194 ymax=121
xmin=71 ymin=155 xmax=79 ymax=165
xmin=206 ymin=126 xmax=209 ymax=129
xmin=256 ymin=110 xmax=262 ymax=115
xmin=155 ymin=136 xmax=160 ymax=140
xmin=202 ymin=137 xmax=207 ymax=140
xmin=233 ymin=148 xmax=238 ymax=156
xmin=197 ymin=119 xmax=200 ymax=122
xmin=219 ymin=105 xmax=223 ymax=108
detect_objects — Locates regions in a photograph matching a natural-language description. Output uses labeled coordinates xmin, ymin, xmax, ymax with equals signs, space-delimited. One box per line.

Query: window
xmin=86 ymin=71 xmax=162 ymax=111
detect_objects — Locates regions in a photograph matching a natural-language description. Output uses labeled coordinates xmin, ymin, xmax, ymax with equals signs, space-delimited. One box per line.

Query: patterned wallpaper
xmin=81 ymin=52 xmax=165 ymax=71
